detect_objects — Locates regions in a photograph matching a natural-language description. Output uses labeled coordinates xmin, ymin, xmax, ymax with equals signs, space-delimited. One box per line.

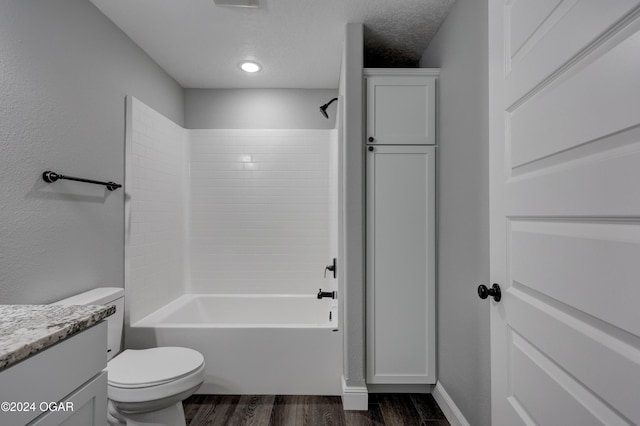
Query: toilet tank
xmin=54 ymin=287 xmax=124 ymax=361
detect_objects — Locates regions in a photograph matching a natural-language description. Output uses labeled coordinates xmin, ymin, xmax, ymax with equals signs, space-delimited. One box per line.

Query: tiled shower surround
xmin=126 ymin=97 xmax=188 ymax=324
xmin=189 ymin=129 xmax=331 ymax=294
xmin=126 ymin=97 xmax=335 ymax=322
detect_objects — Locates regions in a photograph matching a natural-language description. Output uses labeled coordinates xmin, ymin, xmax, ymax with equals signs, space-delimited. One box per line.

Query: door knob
xmin=477 ymin=283 xmax=501 ymax=302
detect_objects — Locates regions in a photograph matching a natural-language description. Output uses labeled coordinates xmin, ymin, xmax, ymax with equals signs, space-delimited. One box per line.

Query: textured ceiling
xmin=89 ymin=0 xmax=455 ymax=89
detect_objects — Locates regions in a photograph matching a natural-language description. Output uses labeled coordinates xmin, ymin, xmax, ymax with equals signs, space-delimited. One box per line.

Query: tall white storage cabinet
xmin=365 ymin=69 xmax=438 ymax=385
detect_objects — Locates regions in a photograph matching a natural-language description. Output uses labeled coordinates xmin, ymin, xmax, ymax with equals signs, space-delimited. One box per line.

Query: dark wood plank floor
xmin=183 ymin=394 xmax=450 ymax=426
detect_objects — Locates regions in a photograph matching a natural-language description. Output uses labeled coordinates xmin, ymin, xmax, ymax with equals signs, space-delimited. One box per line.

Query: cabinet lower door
xmin=366 ymin=145 xmax=436 ymax=384
xmin=29 ymin=371 xmax=107 ymax=426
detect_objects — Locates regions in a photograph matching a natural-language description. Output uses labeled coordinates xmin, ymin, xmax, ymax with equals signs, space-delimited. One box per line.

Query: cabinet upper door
xmin=366 ymin=76 xmax=436 ymax=145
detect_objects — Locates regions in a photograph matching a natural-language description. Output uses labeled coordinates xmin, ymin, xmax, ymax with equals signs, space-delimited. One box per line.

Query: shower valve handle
xmin=324 ymin=265 xmax=334 ymax=278
xmin=324 ymin=258 xmax=337 ymax=279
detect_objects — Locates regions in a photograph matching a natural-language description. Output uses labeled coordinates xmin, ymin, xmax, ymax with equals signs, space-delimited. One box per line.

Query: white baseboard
xmin=341 ymin=376 xmax=368 ymax=411
xmin=433 ymin=381 xmax=471 ymax=426
xmin=367 ymin=384 xmax=433 ymax=393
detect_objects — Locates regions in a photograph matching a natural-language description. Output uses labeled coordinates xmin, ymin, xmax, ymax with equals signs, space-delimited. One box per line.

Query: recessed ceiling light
xmin=240 ymin=61 xmax=261 ymax=73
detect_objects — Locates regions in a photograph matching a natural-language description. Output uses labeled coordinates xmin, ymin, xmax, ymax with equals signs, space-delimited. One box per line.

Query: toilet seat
xmin=106 ymin=347 xmax=205 ymax=404
xmin=107 ymin=347 xmax=204 ymax=388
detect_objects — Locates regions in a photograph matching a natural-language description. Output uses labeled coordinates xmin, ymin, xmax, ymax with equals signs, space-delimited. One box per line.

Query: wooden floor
xmin=183 ymin=394 xmax=450 ymax=426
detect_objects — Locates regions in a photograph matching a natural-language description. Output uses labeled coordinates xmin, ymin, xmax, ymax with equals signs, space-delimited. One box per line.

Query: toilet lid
xmin=107 ymin=347 xmax=204 ymax=388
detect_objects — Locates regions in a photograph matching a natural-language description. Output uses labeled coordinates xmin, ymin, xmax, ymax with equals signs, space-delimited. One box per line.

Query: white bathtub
xmin=128 ymin=294 xmax=342 ymax=395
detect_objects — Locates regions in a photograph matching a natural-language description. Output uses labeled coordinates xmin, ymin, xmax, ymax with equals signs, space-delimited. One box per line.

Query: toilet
xmin=55 ymin=288 xmax=205 ymax=426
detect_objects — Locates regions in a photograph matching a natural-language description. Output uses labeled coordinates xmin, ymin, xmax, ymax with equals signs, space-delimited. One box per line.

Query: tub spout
xmin=317 ymin=289 xmax=337 ymax=299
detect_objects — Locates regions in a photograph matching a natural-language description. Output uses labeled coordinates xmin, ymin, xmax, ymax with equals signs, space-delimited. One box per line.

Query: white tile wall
xmin=329 ymin=128 xmax=339 ymax=267
xmin=125 ymin=97 xmax=188 ymax=324
xmin=126 ymin=102 xmax=334 ymax=317
xmin=189 ymin=129 xmax=331 ymax=294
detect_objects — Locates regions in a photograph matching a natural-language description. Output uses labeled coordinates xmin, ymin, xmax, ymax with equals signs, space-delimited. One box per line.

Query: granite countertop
xmin=0 ymin=304 xmax=116 ymax=371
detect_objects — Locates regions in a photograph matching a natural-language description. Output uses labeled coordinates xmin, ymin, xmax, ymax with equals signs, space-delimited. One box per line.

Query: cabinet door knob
xmin=477 ymin=283 xmax=501 ymax=302
xmin=368 ymin=146 xmax=374 ymax=152
xmin=368 ymin=137 xmax=375 ymax=142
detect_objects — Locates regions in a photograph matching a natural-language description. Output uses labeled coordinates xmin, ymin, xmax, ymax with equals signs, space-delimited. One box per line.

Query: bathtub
xmin=127 ymin=294 xmax=342 ymax=395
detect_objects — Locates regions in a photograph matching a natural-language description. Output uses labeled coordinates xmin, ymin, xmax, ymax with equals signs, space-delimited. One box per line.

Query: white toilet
xmin=55 ymin=288 xmax=205 ymax=426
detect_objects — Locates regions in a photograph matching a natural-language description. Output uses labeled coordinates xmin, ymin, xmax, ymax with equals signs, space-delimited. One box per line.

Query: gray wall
xmin=184 ymin=89 xmax=338 ymax=129
xmin=420 ymin=0 xmax=491 ymax=424
xmin=0 ymin=0 xmax=184 ymax=304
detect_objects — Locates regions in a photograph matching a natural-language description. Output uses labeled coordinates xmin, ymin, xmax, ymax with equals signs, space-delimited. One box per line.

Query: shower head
xmin=319 ymin=98 xmax=338 ymax=119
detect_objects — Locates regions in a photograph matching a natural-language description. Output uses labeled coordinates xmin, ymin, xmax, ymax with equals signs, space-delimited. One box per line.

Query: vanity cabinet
xmin=365 ymin=69 xmax=438 ymax=385
xmin=0 ymin=322 xmax=108 ymax=426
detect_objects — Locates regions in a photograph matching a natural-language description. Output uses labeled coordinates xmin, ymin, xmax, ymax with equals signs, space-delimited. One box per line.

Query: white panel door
xmin=366 ymin=75 xmax=436 ymax=145
xmin=489 ymin=0 xmax=640 ymax=424
xmin=366 ymin=145 xmax=436 ymax=384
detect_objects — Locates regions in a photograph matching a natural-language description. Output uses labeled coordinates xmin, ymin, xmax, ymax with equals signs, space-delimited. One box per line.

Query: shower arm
xmin=322 ymin=98 xmax=338 ymax=109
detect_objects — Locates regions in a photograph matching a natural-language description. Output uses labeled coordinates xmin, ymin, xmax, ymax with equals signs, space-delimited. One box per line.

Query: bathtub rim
xmin=131 ymin=293 xmax=338 ymax=329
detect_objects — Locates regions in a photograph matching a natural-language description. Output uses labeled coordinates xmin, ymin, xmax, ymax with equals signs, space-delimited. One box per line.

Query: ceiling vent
xmin=213 ymin=0 xmax=260 ymax=8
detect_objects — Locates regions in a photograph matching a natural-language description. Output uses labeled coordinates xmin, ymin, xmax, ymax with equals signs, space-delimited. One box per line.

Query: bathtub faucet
xmin=317 ymin=289 xmax=337 ymax=300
